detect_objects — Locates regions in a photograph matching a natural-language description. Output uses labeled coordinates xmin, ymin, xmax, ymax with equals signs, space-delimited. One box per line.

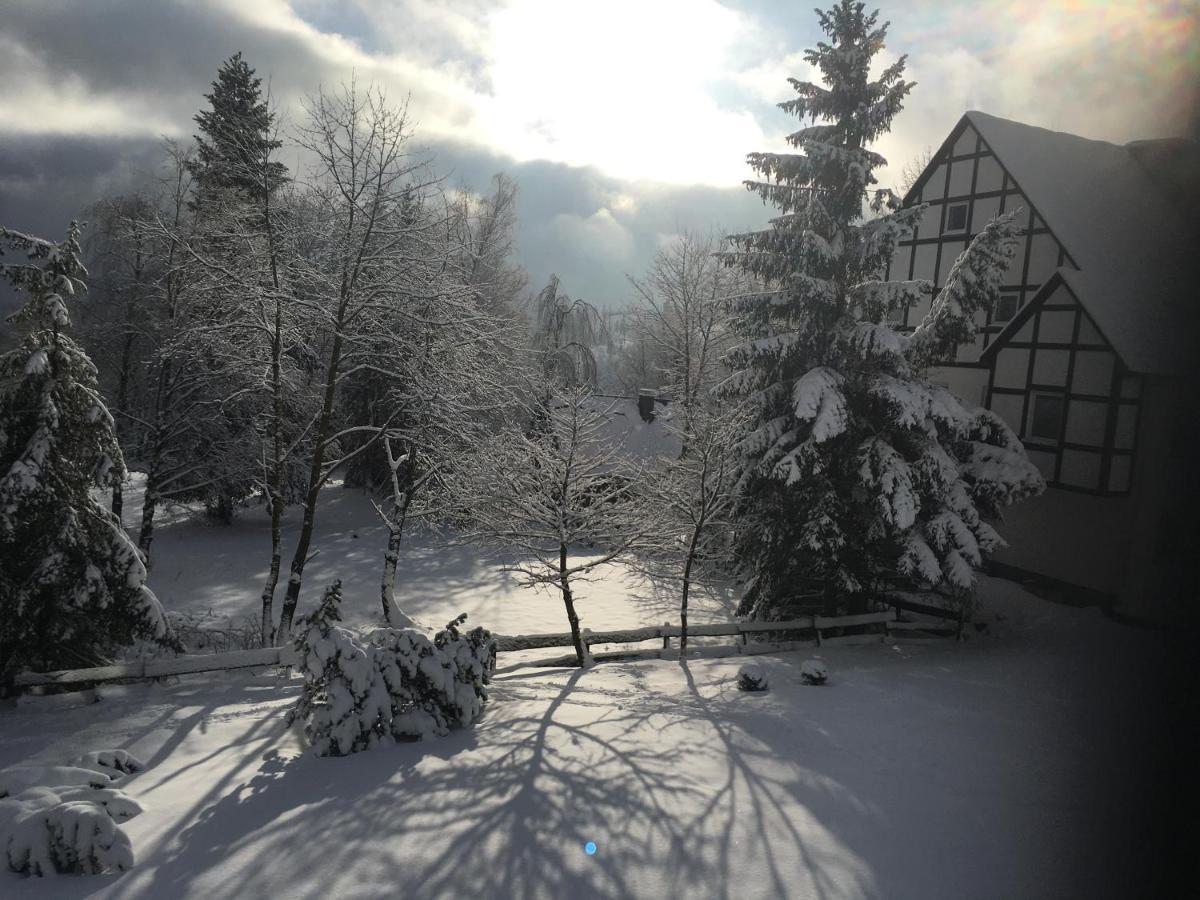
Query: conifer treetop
xmin=188 ymin=52 xmax=288 ymax=200
xmin=743 ymin=0 xmax=914 ymax=227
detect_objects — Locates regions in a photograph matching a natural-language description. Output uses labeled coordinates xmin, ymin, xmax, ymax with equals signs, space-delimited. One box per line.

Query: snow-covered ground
xmin=120 ymin=473 xmax=738 ymax=638
xmin=2 ymin=478 xmax=1173 ymax=897
xmin=2 ymin=572 xmax=1169 ymax=898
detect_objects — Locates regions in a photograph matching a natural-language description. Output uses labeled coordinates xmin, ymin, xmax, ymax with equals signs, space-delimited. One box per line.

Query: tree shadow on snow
xmin=624 ymin=569 xmax=742 ymax=628
xmin=97 ymin=664 xmax=884 ymax=900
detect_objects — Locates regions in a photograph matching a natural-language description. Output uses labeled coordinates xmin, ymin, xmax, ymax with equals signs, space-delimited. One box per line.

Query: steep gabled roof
xmin=959 ymin=111 xmax=1196 ymax=375
xmin=979 ymin=270 xmax=1086 ymax=363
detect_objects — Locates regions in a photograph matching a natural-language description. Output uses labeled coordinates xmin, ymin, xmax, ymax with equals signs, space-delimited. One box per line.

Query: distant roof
xmin=962 ymin=111 xmax=1197 ymax=376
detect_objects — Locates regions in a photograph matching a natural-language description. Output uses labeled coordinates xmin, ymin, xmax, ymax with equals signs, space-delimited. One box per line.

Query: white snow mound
xmin=0 ymin=750 xmax=146 ymax=876
xmin=800 ymin=659 xmax=828 ymax=685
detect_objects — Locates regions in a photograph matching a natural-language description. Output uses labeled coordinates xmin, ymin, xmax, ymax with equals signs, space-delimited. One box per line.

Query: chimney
xmin=637 ymin=388 xmax=657 ymax=423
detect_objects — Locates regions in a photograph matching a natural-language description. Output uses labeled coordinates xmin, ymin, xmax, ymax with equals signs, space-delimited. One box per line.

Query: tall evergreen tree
xmin=0 ymin=224 xmax=171 ymax=683
xmin=721 ymin=1 xmax=1042 ymax=619
xmin=187 ymin=52 xmax=287 ymax=205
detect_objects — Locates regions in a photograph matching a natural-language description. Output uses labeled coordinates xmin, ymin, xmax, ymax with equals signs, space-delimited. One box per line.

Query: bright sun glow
xmin=478 ymin=0 xmax=764 ymax=186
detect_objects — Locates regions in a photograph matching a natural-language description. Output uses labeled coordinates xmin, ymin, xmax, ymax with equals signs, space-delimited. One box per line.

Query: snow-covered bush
xmin=800 ymin=659 xmax=828 ymax=686
xmin=289 ymin=582 xmax=497 ymax=756
xmin=737 ymin=664 xmax=769 ymax=692
xmin=0 ymin=750 xmax=145 ymax=876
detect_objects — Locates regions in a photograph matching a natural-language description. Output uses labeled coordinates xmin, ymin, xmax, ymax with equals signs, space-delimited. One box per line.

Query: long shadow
xmin=92 ymin=663 xmax=882 ymax=900
xmin=672 ymin=659 xmax=877 ymax=900
xmin=625 ymin=568 xmax=742 ymax=627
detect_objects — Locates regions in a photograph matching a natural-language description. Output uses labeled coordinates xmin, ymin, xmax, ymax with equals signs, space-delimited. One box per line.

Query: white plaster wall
xmin=931 ymin=365 xmax=990 ymax=407
xmin=991 ymin=487 xmax=1132 ymax=595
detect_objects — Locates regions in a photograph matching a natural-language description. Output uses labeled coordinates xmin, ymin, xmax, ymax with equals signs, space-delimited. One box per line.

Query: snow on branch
xmin=0 ymin=750 xmax=147 ymax=876
xmin=791 ymin=366 xmax=848 ymax=443
xmin=905 ymin=212 xmax=1022 ymax=371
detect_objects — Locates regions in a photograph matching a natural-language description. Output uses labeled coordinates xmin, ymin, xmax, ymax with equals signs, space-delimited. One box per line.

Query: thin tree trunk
xmin=680 ymin=529 xmax=700 ymax=651
xmin=258 ymin=169 xmax=286 ymax=647
xmin=560 ymin=541 xmax=587 ymax=667
xmin=138 ymin=479 xmax=159 ymax=561
xmin=137 ymin=403 xmax=167 ymax=563
xmin=276 ymin=323 xmax=344 ymax=640
xmin=259 ymin=287 xmax=285 ymax=646
xmin=110 ymin=324 xmax=136 ymax=527
xmin=379 ymin=497 xmax=410 ymax=625
xmin=260 ymin=489 xmax=283 ymax=645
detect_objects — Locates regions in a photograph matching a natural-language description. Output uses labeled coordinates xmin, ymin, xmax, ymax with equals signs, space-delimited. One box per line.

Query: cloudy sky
xmin=1 ymin=0 xmax=1196 ymax=309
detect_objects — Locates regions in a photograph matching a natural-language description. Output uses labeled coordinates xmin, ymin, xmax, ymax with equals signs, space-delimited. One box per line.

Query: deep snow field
xmin=1 ymin=479 xmax=1177 ymax=898
xmin=122 ymin=473 xmax=738 ymax=638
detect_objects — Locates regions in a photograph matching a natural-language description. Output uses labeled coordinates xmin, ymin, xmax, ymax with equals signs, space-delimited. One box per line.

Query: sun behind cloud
xmin=477 ymin=0 xmax=765 ymax=186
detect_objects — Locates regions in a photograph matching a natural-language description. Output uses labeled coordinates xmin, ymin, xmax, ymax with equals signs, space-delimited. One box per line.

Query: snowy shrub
xmin=737 ymin=664 xmax=769 ymax=692
xmin=73 ymin=749 xmax=144 ymax=778
xmin=0 ymin=750 xmax=145 ymax=876
xmin=163 ymin=610 xmax=263 ymax=655
xmin=800 ymin=659 xmax=828 ymax=686
xmin=289 ymin=582 xmax=497 ymax=756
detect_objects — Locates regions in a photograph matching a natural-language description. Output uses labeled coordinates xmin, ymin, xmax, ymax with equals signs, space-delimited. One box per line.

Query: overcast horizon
xmin=2 ymin=0 xmax=1197 ymax=312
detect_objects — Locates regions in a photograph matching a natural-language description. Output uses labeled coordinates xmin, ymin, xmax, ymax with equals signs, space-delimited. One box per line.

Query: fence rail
xmin=13 ymin=604 xmax=960 ymax=690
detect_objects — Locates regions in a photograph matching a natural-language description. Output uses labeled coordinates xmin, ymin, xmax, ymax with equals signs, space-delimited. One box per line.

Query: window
xmin=1028 ymin=393 xmax=1064 ymax=442
xmin=994 ymin=292 xmax=1018 ymax=322
xmin=945 ymin=203 xmax=968 ymax=232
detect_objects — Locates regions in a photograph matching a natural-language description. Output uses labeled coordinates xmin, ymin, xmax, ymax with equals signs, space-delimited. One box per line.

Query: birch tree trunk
xmin=379 ymin=495 xmax=412 ymax=626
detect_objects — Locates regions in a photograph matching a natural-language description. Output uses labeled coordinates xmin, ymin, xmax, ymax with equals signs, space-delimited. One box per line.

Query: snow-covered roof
xmin=963 ymin=111 xmax=1196 ymax=376
xmin=583 ymin=396 xmax=681 ymax=461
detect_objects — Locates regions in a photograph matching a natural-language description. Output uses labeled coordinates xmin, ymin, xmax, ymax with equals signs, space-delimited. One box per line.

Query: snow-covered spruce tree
xmin=720 ymin=1 xmax=1042 ymax=619
xmin=186 ymin=52 xmax=288 ymax=208
xmin=177 ymin=54 xmax=305 ymax=645
xmin=0 ymin=224 xmax=171 ymax=683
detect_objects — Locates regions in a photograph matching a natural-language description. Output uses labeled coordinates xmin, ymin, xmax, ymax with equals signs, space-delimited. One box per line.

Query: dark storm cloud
xmin=0 ymin=0 xmax=767 ymax=318
xmin=0 ymin=133 xmax=166 ymax=322
xmin=431 ymin=138 xmax=767 ymax=305
xmin=9 ymin=1 xmax=1186 ymax=322
xmin=0 ymin=128 xmax=766 ymax=320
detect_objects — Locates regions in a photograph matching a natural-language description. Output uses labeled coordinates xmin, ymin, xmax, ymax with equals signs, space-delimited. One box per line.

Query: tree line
xmin=1 ymin=3 xmax=1044 ymax=680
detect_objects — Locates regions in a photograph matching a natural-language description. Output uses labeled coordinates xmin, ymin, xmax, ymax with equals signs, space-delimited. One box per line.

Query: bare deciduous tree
xmin=274 ymin=82 xmax=447 ymax=640
xmin=637 ymin=401 xmax=745 ymax=650
xmin=456 ymin=382 xmax=649 ymax=667
xmin=626 ymin=230 xmax=743 ymax=452
xmin=898 ymin=145 xmax=934 ymax=197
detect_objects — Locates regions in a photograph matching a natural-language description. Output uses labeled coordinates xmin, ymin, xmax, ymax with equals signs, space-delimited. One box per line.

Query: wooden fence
xmin=13 ymin=605 xmax=960 ymax=690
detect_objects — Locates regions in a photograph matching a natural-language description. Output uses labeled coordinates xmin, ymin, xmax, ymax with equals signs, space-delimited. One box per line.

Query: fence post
xmin=662 ymin=621 xmax=671 ymax=650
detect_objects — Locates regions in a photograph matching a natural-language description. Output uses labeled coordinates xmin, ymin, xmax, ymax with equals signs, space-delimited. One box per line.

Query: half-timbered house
xmin=889 ymin=111 xmax=1197 ymax=623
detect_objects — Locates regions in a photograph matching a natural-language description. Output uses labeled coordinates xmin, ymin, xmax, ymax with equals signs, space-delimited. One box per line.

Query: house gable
xmin=982 ymin=273 xmax=1141 ymax=496
xmin=887 ymin=114 xmax=1074 ymax=365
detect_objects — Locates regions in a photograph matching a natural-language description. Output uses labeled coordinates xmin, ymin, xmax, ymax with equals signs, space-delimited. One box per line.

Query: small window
xmin=994 ymin=292 xmax=1019 ymax=323
xmin=1028 ymin=393 xmax=1064 ymax=442
xmin=945 ymin=203 xmax=968 ymax=232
